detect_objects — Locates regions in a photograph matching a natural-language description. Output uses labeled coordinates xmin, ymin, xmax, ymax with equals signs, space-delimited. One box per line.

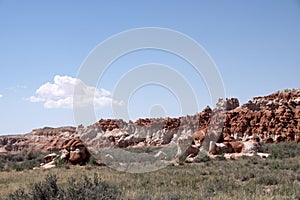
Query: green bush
xmin=65 ymin=173 xmax=121 ymax=200
xmin=5 ymin=174 xmax=121 ymax=200
xmin=10 ymin=163 xmax=24 ymax=172
xmin=54 ymin=158 xmax=69 ymax=169
xmin=197 ymin=151 xmax=211 ymax=162
xmin=2 ymin=142 xmax=300 ymax=199
xmin=0 ymin=150 xmax=44 ymax=171
xmin=5 ymin=174 xmax=60 ymax=200
xmin=256 ymin=174 xmax=279 ymax=186
xmin=4 ymin=189 xmax=30 ymax=200
xmin=263 ymin=142 xmax=300 ymax=159
xmin=87 ymin=155 xmax=99 ymax=166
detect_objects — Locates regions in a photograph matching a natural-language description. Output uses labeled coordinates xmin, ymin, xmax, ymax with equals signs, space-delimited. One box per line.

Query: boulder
xmin=242 ymin=140 xmax=261 ymax=154
xmin=229 ymin=142 xmax=244 ymax=153
xmin=193 ymin=130 xmax=206 ymax=147
xmin=43 ymin=153 xmax=58 ymax=164
xmin=61 ymin=138 xmax=90 ymax=165
xmin=209 ymin=141 xmax=234 ymax=154
xmin=175 ymin=134 xmax=194 ymax=163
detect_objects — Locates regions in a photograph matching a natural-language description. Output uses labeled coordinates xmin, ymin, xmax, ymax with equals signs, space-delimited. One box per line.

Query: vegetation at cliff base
xmin=1 ymin=142 xmax=299 ymax=200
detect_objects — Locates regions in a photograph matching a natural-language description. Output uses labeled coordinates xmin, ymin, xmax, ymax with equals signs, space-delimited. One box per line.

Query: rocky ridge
xmin=1 ymin=89 xmax=300 ymax=166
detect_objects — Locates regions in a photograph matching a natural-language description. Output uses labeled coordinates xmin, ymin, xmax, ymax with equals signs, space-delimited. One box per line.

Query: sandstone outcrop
xmin=60 ymin=137 xmax=90 ymax=165
xmin=1 ymin=89 xmax=300 ymax=166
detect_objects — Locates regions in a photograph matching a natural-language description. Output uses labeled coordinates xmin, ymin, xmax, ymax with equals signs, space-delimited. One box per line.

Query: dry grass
xmin=1 ymin=142 xmax=300 ymax=199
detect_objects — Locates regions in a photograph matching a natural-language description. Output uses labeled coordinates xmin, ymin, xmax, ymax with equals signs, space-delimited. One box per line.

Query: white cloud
xmin=0 ymin=94 xmax=3 ymax=98
xmin=28 ymin=75 xmax=123 ymax=109
xmin=28 ymin=96 xmax=45 ymax=102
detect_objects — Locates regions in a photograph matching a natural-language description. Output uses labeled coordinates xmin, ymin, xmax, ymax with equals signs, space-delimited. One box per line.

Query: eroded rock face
xmin=0 ymin=127 xmax=76 ymax=153
xmin=223 ymin=89 xmax=300 ymax=143
xmin=0 ymin=136 xmax=28 ymax=152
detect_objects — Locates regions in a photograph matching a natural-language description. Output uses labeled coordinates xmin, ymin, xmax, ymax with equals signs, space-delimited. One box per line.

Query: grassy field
xmin=0 ymin=142 xmax=300 ymax=200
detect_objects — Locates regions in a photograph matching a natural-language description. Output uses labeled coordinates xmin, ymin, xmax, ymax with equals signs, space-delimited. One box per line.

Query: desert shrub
xmin=177 ymin=154 xmax=187 ymax=165
xmin=161 ymin=194 xmax=180 ymax=200
xmin=290 ymin=163 xmax=300 ymax=172
xmin=256 ymin=174 xmax=279 ymax=186
xmin=9 ymin=154 xmax=24 ymax=162
xmin=268 ymin=160 xmax=280 ymax=170
xmin=0 ymin=154 xmax=22 ymax=163
xmin=0 ymin=162 xmax=4 ymax=170
xmin=136 ymin=194 xmax=152 ymax=200
xmin=4 ymin=189 xmax=30 ymax=200
xmin=214 ymin=154 xmax=226 ymax=161
xmin=5 ymin=173 xmax=121 ymax=200
xmin=23 ymin=149 xmax=42 ymax=160
xmin=126 ymin=146 xmax=160 ymax=154
xmin=5 ymin=174 xmax=61 ymax=200
xmin=31 ymin=174 xmax=61 ymax=200
xmin=13 ymin=159 xmax=42 ymax=171
xmin=0 ymin=150 xmax=44 ymax=171
xmin=234 ymin=171 xmax=256 ymax=182
xmin=54 ymin=158 xmax=69 ymax=169
xmin=263 ymin=142 xmax=300 ymax=159
xmin=65 ymin=173 xmax=121 ymax=200
xmin=197 ymin=151 xmax=211 ymax=162
xmin=10 ymin=163 xmax=24 ymax=172
xmin=87 ymin=155 xmax=99 ymax=166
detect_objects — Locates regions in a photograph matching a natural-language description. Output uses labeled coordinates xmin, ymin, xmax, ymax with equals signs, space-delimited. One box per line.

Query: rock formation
xmin=1 ymin=89 xmax=300 ymax=166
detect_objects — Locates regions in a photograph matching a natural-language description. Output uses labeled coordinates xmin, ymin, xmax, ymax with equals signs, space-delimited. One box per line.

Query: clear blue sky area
xmin=0 ymin=0 xmax=300 ymax=134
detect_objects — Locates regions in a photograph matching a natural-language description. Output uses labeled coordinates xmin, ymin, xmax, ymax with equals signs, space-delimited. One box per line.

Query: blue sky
xmin=0 ymin=0 xmax=300 ymax=134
